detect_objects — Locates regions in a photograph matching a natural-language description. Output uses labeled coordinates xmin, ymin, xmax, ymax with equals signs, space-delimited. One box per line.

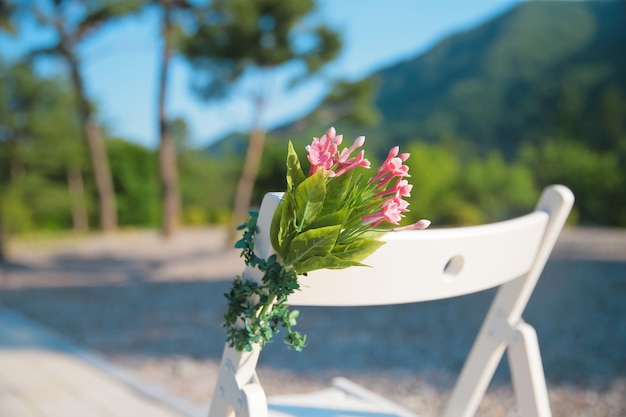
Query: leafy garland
xmin=224 ymin=212 xmax=307 ymax=352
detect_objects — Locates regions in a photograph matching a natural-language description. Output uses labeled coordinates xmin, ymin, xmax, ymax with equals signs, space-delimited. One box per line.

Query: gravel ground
xmin=0 ymin=226 xmax=625 ymax=417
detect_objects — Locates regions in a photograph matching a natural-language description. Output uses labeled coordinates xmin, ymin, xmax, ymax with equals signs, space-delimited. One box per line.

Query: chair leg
xmin=209 ymin=344 xmax=266 ymax=417
xmin=241 ymin=381 xmax=268 ymax=417
xmin=208 ymin=392 xmax=234 ymax=417
xmin=443 ymin=325 xmax=507 ymax=417
xmin=507 ymin=322 xmax=552 ymax=417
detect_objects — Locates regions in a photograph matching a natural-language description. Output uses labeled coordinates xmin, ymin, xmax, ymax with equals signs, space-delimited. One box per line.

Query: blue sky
xmin=1 ymin=1 xmax=520 ymax=148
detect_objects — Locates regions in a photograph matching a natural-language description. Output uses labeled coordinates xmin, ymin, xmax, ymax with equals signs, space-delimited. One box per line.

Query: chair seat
xmin=269 ymin=377 xmax=419 ymax=417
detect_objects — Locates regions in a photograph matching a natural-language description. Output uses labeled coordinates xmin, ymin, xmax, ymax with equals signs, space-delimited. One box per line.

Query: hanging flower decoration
xmin=224 ymin=128 xmax=429 ymax=352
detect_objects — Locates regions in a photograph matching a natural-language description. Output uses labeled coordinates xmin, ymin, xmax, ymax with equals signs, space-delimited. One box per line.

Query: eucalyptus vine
xmin=224 ymin=212 xmax=307 ymax=352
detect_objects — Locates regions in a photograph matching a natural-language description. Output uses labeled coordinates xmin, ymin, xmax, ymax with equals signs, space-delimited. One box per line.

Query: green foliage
xmin=183 ymin=0 xmax=342 ymax=99
xmin=180 ymin=148 xmax=239 ymax=224
xmin=0 ymin=61 xmax=90 ymax=234
xmin=182 ymin=205 xmax=208 ymax=226
xmin=0 ymin=187 xmax=33 ymax=234
xmin=521 ymin=140 xmax=625 ymax=226
xmin=225 ymin=213 xmax=306 ymax=352
xmin=460 ymin=153 xmax=537 ymax=222
xmin=183 ymin=0 xmax=343 ymax=229
xmin=106 ymin=138 xmax=159 ymax=227
xmin=2 ymin=174 xmax=72 ymax=233
xmin=403 ymin=142 xmax=537 ymax=226
xmin=0 ymin=56 xmax=241 ymax=236
xmin=403 ymin=142 xmax=463 ymax=224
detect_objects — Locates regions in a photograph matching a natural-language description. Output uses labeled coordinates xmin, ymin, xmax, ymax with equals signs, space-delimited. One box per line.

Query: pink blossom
xmin=361 ymin=202 xmax=403 ymax=227
xmin=334 ymin=150 xmax=371 ymax=177
xmin=370 ymin=147 xmax=411 ymax=188
xmin=374 ymin=178 xmax=412 ymax=198
xmin=338 ymin=136 xmax=365 ymax=163
xmin=324 ymin=126 xmax=336 ymax=141
xmin=373 ymin=158 xmax=410 ymax=186
xmin=306 ymin=127 xmax=341 ymax=176
xmin=305 ymin=128 xmax=370 ymax=177
xmin=359 ymin=145 xmax=415 ymax=227
xmin=392 ymin=219 xmax=431 ymax=231
xmin=362 ymin=191 xmax=410 ymax=227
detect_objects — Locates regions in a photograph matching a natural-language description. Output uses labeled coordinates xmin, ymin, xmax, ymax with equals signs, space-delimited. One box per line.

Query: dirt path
xmin=1 ymin=227 xmax=625 ymax=417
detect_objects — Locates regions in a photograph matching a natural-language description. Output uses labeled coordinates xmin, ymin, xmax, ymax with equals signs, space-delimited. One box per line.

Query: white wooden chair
xmin=209 ymin=185 xmax=574 ymax=417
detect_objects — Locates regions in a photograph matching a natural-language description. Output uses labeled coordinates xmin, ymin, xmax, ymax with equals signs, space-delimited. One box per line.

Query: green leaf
xmin=294 ymin=255 xmax=366 ymax=273
xmin=270 ymin=196 xmax=286 ymax=256
xmin=286 ymin=141 xmax=306 ymax=192
xmin=285 ymin=224 xmax=340 ymax=267
xmin=305 ymin=209 xmax=348 ymax=231
xmin=332 ymin=238 xmax=386 ymax=263
xmin=294 ymin=171 xmax=326 ymax=231
xmin=320 ymin=170 xmax=353 ymax=216
xmin=342 ymin=198 xmax=383 ymax=233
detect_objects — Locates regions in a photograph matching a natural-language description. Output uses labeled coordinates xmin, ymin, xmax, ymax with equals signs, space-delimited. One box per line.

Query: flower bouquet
xmin=224 ymin=128 xmax=429 ymax=352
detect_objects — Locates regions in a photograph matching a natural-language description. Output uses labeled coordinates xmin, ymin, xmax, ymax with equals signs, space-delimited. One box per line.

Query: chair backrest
xmin=211 ymin=185 xmax=574 ymax=417
xmin=255 ymin=196 xmax=549 ymax=306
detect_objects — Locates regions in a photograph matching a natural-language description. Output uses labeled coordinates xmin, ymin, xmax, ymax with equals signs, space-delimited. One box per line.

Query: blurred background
xmin=1 ymin=0 xmax=624 ymax=246
xmin=0 ymin=1 xmax=625 ymax=416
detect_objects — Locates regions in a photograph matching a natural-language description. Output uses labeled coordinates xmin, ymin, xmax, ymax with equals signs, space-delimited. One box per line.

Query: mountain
xmin=372 ymin=0 xmax=626 ymax=157
xmin=209 ymin=1 xmax=626 ymax=160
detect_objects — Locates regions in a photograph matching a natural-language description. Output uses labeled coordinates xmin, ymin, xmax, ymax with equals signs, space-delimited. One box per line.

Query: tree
xmin=135 ymin=0 xmax=193 ymax=237
xmin=1 ymin=60 xmax=91 ymax=245
xmin=22 ymin=0 xmax=142 ymax=232
xmin=183 ymin=0 xmax=342 ymax=234
xmin=26 ymin=75 xmax=90 ymax=232
xmin=156 ymin=0 xmax=181 ymax=237
xmin=521 ymin=139 xmax=624 ymax=226
xmin=107 ymin=138 xmax=160 ymax=227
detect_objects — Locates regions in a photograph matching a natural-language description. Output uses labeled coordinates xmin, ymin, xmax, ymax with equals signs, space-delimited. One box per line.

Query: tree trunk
xmin=158 ymin=5 xmax=181 ymax=238
xmin=159 ymin=129 xmax=180 ymax=238
xmin=85 ymin=115 xmax=117 ymax=232
xmin=67 ymin=51 xmax=117 ymax=232
xmin=66 ymin=166 xmax=89 ymax=232
xmin=230 ymin=96 xmax=267 ymax=241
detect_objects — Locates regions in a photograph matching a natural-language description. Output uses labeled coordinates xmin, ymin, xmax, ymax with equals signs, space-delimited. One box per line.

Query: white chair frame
xmin=209 ymin=185 xmax=574 ymax=417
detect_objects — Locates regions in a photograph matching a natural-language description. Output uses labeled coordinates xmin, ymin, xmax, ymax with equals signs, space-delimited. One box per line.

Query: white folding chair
xmin=209 ymin=185 xmax=574 ymax=417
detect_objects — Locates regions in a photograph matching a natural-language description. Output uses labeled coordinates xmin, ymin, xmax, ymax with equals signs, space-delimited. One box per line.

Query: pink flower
xmin=338 ymin=136 xmax=365 ymax=163
xmin=361 ymin=145 xmax=415 ymax=228
xmin=362 ymin=191 xmax=410 ymax=227
xmin=334 ymin=150 xmax=371 ymax=177
xmin=393 ymin=219 xmax=431 ymax=231
xmin=370 ymin=147 xmax=411 ymax=189
xmin=306 ymin=127 xmax=341 ymax=176
xmin=374 ymin=178 xmax=412 ymax=198
xmin=361 ymin=203 xmax=402 ymax=227
xmin=305 ymin=128 xmax=370 ymax=177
